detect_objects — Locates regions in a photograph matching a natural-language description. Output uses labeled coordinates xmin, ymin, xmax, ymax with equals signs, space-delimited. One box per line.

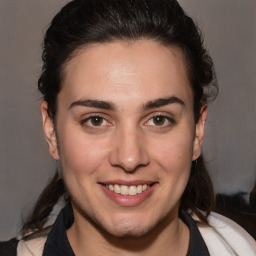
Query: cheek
xmin=150 ymin=130 xmax=194 ymax=193
xmin=150 ymin=131 xmax=194 ymax=169
xmin=57 ymin=126 xmax=111 ymax=177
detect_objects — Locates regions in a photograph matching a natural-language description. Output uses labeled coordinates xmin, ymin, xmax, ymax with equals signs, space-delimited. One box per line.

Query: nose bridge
xmin=109 ymin=124 xmax=149 ymax=172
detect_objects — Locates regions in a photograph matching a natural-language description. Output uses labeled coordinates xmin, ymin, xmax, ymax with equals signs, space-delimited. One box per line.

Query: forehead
xmin=59 ymin=40 xmax=193 ymax=109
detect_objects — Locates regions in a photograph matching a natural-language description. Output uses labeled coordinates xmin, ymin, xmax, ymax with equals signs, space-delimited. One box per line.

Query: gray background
xmin=0 ymin=0 xmax=255 ymax=240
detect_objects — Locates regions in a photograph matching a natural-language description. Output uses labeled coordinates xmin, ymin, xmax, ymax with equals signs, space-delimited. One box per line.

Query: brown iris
xmin=91 ymin=116 xmax=104 ymax=126
xmin=153 ymin=116 xmax=165 ymax=126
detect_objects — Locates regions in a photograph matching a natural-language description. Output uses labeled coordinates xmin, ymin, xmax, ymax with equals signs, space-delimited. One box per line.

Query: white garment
xmin=17 ymin=212 xmax=256 ymax=256
xmin=198 ymin=212 xmax=256 ymax=256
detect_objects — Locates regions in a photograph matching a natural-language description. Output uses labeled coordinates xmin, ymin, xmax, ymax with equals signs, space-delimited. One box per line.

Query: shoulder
xmin=0 ymin=238 xmax=19 ymax=256
xmin=195 ymin=212 xmax=256 ymax=256
xmin=0 ymin=234 xmax=48 ymax=256
xmin=16 ymin=236 xmax=47 ymax=256
xmin=16 ymin=226 xmax=52 ymax=256
xmin=3 ymin=226 xmax=51 ymax=256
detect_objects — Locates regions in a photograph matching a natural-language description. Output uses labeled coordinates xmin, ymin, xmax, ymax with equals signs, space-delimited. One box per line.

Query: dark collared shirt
xmin=42 ymin=203 xmax=210 ymax=256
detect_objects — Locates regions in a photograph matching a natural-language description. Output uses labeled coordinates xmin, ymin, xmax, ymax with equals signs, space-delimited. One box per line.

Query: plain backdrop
xmin=0 ymin=0 xmax=255 ymax=240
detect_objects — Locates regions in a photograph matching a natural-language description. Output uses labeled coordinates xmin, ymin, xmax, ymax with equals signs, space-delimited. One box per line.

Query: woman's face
xmin=42 ymin=40 xmax=206 ymax=237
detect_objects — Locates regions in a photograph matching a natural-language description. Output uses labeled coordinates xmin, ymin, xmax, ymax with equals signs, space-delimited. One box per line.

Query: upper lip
xmin=99 ymin=180 xmax=157 ymax=186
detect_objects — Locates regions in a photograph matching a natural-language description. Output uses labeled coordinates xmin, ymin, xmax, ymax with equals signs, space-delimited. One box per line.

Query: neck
xmin=67 ymin=209 xmax=189 ymax=256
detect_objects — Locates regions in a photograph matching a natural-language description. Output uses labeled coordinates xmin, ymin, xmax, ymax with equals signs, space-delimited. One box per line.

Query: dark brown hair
xmin=22 ymin=0 xmax=217 ymax=235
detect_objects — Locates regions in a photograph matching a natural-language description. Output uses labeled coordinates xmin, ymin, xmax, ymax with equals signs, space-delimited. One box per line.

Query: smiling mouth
xmin=104 ymin=184 xmax=154 ymax=196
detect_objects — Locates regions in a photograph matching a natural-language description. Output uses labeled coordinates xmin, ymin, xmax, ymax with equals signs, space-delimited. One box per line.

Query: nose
xmin=109 ymin=128 xmax=150 ymax=172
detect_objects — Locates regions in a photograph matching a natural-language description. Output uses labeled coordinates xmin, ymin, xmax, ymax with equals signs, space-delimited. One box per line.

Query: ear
xmin=192 ymin=105 xmax=208 ymax=161
xmin=41 ymin=101 xmax=59 ymax=160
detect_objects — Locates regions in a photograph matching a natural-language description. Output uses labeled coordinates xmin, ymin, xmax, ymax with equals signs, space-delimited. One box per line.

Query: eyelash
xmin=80 ymin=114 xmax=111 ymax=128
xmin=145 ymin=114 xmax=175 ymax=128
xmin=80 ymin=114 xmax=175 ymax=129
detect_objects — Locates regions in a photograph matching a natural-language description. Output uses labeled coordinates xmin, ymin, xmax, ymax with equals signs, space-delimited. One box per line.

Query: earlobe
xmin=192 ymin=105 xmax=208 ymax=161
xmin=41 ymin=101 xmax=59 ymax=160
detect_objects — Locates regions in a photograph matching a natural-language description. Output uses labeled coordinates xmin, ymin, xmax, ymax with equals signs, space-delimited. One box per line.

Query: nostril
xmin=108 ymin=136 xmax=150 ymax=172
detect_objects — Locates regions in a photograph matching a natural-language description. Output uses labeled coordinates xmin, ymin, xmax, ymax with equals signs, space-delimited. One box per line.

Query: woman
xmin=1 ymin=0 xmax=255 ymax=255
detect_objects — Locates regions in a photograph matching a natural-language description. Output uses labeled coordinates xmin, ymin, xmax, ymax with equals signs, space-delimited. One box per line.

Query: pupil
xmin=154 ymin=116 xmax=164 ymax=125
xmin=92 ymin=117 xmax=103 ymax=126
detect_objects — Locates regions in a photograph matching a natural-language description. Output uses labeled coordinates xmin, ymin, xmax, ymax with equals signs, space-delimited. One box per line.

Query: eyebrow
xmin=142 ymin=96 xmax=185 ymax=110
xmin=69 ymin=99 xmax=116 ymax=111
xmin=69 ymin=96 xmax=185 ymax=111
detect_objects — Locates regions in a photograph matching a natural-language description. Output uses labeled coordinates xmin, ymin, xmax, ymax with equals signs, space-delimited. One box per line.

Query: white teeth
xmin=107 ymin=184 xmax=149 ymax=195
xmin=114 ymin=184 xmax=121 ymax=194
xmin=120 ymin=185 xmax=129 ymax=195
xmin=137 ymin=185 xmax=143 ymax=194
xmin=129 ymin=186 xmax=137 ymax=196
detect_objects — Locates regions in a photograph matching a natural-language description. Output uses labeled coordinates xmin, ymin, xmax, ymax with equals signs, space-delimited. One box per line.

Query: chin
xmin=72 ymin=193 xmax=179 ymax=240
xmin=92 ymin=211 xmax=172 ymax=241
xmin=106 ymin=222 xmax=153 ymax=238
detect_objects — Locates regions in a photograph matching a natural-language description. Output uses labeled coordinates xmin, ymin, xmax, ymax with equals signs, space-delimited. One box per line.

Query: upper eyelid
xmin=146 ymin=115 xmax=174 ymax=123
xmin=144 ymin=112 xmax=175 ymax=121
xmin=150 ymin=113 xmax=173 ymax=118
xmin=79 ymin=112 xmax=175 ymax=123
xmin=80 ymin=114 xmax=108 ymax=125
xmin=80 ymin=112 xmax=110 ymax=121
xmin=143 ymin=115 xmax=176 ymax=129
xmin=145 ymin=110 xmax=175 ymax=116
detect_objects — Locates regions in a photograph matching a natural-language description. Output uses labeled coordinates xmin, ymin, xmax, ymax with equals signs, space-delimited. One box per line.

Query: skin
xmin=42 ymin=40 xmax=207 ymax=255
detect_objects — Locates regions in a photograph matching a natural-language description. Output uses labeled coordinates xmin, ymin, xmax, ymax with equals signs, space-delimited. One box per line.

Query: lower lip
xmin=100 ymin=184 xmax=157 ymax=207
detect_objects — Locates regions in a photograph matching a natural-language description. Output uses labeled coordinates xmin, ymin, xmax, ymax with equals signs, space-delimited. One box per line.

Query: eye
xmin=81 ymin=115 xmax=110 ymax=128
xmin=145 ymin=115 xmax=174 ymax=127
xmin=90 ymin=116 xmax=104 ymax=126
